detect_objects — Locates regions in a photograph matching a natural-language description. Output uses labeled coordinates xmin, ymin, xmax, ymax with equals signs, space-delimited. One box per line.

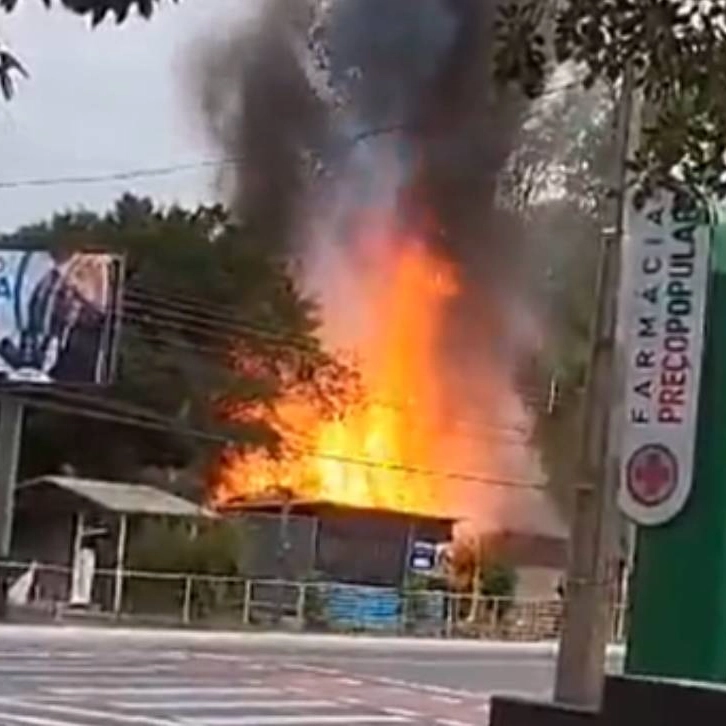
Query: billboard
xmin=0 ymin=249 xmax=123 ymax=385
xmin=617 ymin=187 xmax=712 ymax=526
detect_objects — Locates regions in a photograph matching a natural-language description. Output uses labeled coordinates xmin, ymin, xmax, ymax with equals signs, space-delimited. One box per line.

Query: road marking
xmin=338 ymin=677 xmax=363 ymax=686
xmin=0 ymin=666 xmax=172 ymax=675
xmin=371 ymin=678 xmax=482 ymax=699
xmin=0 ymin=714 xmax=80 ymax=726
xmin=378 ymin=678 xmax=408 ymax=686
xmin=189 ymin=716 xmax=413 ymax=725
xmin=288 ymin=664 xmax=340 ymax=675
xmin=431 ymin=695 xmax=462 ymax=704
xmin=420 ymin=685 xmax=458 ymax=694
xmin=46 ymin=686 xmax=274 ymax=697
xmin=340 ymin=696 xmax=364 ymax=706
xmin=435 ymin=720 xmax=476 ymax=726
xmin=188 ymin=653 xmax=252 ymax=662
xmin=114 ymin=699 xmax=339 ymax=711
xmin=384 ymin=707 xmax=421 ymax=718
xmin=8 ymin=676 xmax=263 ymax=686
xmin=0 ymin=699 xmax=176 ymax=726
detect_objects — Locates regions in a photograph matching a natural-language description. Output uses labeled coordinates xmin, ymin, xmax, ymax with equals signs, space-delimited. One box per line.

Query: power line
xmin=124 ymin=290 xmax=320 ymax=352
xmin=123 ymin=317 xmax=560 ymax=415
xmin=124 ymin=285 xmax=561 ymax=409
xmin=0 ymin=158 xmax=241 ymax=191
xmin=123 ymin=326 xmax=545 ymax=446
xmin=0 ymin=79 xmax=587 ymax=193
xmin=13 ymin=387 xmax=546 ymax=491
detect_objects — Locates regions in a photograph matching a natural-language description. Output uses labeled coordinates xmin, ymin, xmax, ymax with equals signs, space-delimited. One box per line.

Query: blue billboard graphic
xmin=0 ymin=249 xmax=123 ymax=385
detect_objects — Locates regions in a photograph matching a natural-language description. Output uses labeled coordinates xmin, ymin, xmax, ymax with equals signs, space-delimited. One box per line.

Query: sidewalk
xmin=0 ymin=621 xmax=627 ymax=658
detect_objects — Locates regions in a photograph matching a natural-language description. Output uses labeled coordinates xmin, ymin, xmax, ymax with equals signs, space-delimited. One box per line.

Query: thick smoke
xmin=197 ymin=0 xmax=541 ymax=519
xmin=198 ymin=0 xmax=525 ymax=268
xmin=198 ymin=1 xmax=329 ymax=250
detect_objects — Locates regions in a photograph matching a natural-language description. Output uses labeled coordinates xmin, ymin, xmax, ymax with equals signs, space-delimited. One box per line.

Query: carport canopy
xmin=14 ymin=476 xmax=214 ymax=613
xmin=15 ymin=475 xmax=214 ymax=518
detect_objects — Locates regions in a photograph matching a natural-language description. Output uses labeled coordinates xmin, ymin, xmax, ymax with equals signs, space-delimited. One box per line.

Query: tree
xmin=5 ymin=194 xmax=344 ymax=492
xmin=495 ymin=0 xmax=726 ymax=197
xmin=1 ymin=0 xmax=173 ymax=23
xmin=0 ymin=0 xmax=178 ymax=98
xmin=502 ymin=85 xmax=614 ymax=516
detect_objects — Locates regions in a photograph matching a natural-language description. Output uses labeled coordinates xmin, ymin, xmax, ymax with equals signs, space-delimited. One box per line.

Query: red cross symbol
xmin=634 ymin=452 xmax=672 ymax=498
xmin=627 ymin=444 xmax=677 ymax=506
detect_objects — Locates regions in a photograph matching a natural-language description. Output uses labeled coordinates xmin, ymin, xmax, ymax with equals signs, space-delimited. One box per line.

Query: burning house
xmin=226 ymin=499 xmax=455 ymax=588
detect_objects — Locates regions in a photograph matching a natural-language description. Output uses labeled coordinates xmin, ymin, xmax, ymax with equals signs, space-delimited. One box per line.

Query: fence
xmin=0 ymin=560 xmax=628 ymax=642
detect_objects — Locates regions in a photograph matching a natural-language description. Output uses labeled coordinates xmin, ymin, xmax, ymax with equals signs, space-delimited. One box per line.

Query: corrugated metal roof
xmin=228 ymin=498 xmax=458 ymax=523
xmin=18 ymin=476 xmax=214 ymax=518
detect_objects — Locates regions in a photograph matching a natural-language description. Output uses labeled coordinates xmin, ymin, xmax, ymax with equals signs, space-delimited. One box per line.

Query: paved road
xmin=0 ymin=626 xmax=624 ymax=726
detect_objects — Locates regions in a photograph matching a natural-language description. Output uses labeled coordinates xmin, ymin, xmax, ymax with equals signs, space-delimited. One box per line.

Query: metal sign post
xmin=0 ymin=394 xmax=24 ymax=619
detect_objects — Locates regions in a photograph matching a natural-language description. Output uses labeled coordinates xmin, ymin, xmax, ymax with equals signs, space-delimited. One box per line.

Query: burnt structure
xmin=227 ymin=500 xmax=455 ymax=587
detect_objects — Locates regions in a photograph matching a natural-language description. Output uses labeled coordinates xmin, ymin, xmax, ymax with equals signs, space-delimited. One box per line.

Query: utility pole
xmin=553 ymin=69 xmax=640 ymax=707
xmin=0 ymin=394 xmax=24 ymax=620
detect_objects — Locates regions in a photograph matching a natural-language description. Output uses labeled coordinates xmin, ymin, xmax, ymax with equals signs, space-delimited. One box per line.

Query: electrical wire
xmin=126 ymin=283 xmax=562 ymax=398
xmin=122 ymin=326 xmax=543 ymax=450
xmin=123 ymin=285 xmax=561 ymax=409
xmin=124 ymin=293 xmax=320 ymax=352
xmin=14 ymin=385 xmax=547 ymax=491
xmin=122 ymin=319 xmax=559 ymax=417
xmin=0 ymin=79 xmax=587 ymax=192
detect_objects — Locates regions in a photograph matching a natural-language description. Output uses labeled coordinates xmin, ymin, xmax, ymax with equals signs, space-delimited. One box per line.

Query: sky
xmin=0 ymin=0 xmax=252 ymax=233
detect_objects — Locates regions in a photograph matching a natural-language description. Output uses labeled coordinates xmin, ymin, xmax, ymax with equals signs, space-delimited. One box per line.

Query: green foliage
xmin=127 ymin=518 xmax=243 ymax=576
xmin=405 ymin=572 xmax=441 ymax=592
xmin=480 ymin=561 xmax=517 ymax=600
xmin=299 ymin=572 xmax=328 ymax=629
xmin=495 ymin=0 xmax=726 ymax=196
xmin=503 ymin=86 xmax=612 ymax=515
xmin=7 ymin=194 xmax=335 ymax=488
xmin=124 ymin=518 xmax=247 ymax=619
xmin=1 ymin=0 xmax=176 ymax=25
xmin=0 ymin=1 xmax=177 ymax=98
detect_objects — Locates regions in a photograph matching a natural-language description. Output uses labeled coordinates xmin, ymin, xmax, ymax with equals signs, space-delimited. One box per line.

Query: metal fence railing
xmin=0 ymin=560 xmax=629 ymax=642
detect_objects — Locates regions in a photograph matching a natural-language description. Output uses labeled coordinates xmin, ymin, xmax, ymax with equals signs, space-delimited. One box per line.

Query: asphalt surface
xmin=0 ymin=626 xmax=625 ymax=726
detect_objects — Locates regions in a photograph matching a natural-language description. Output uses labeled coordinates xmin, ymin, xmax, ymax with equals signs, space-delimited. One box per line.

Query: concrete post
xmin=0 ymin=396 xmax=23 ymax=621
xmin=112 ymin=513 xmax=128 ymax=618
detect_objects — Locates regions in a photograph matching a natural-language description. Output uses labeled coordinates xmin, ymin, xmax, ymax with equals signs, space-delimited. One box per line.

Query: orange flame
xmin=213 ymin=220 xmax=477 ymax=516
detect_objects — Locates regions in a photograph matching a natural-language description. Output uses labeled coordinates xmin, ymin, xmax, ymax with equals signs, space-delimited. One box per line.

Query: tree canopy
xmin=495 ymin=0 xmax=726 ymax=196
xmin=502 ymin=84 xmax=613 ymax=516
xmin=0 ymin=0 xmax=178 ymax=98
xmin=1 ymin=0 xmax=174 ymax=24
xmin=6 ymin=194 xmax=345 ymax=496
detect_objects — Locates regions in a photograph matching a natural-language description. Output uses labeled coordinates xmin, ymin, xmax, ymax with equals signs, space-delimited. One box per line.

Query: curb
xmin=0 ymin=623 xmax=626 ymax=657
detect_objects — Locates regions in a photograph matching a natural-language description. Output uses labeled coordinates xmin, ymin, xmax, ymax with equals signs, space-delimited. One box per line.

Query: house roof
xmin=17 ymin=476 xmax=214 ymax=518
xmin=223 ymin=497 xmax=458 ymax=526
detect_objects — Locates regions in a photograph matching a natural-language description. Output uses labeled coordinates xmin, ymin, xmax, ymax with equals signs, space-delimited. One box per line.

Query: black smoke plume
xmin=198 ymin=0 xmax=534 ymax=430
xmin=197 ymin=0 xmax=548 ymax=522
xmin=198 ymin=0 xmax=525 ymax=270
